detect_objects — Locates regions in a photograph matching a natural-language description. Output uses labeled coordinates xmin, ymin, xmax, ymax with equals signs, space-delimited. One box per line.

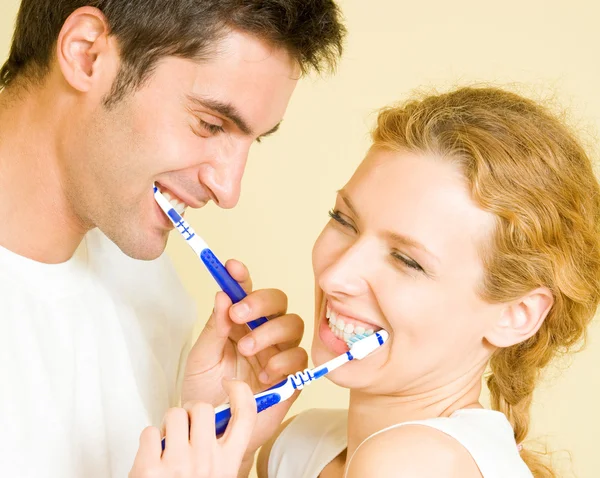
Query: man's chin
xmin=130 ymin=246 xmax=167 ymax=261
xmin=109 ymin=228 xmax=169 ymax=261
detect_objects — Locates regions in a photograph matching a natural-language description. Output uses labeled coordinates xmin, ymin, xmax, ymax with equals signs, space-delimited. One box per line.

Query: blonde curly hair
xmin=372 ymin=86 xmax=600 ymax=476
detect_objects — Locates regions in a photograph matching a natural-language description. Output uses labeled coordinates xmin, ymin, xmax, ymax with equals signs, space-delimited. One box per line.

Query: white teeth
xmin=169 ymin=198 xmax=187 ymax=215
xmin=163 ymin=192 xmax=173 ymax=201
xmin=325 ymin=304 xmax=381 ymax=347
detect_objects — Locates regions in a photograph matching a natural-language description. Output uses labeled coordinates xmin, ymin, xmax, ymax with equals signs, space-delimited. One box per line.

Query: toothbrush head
xmin=153 ymin=184 xmax=182 ymax=224
xmin=348 ymin=330 xmax=389 ymax=360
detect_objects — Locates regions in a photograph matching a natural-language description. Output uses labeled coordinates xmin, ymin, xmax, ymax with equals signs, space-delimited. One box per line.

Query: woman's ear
xmin=485 ymin=287 xmax=553 ymax=348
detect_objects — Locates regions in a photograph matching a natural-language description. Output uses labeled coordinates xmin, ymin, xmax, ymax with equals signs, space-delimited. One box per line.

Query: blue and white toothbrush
xmin=161 ymin=329 xmax=388 ymax=446
xmin=212 ymin=329 xmax=389 ymax=436
xmin=153 ymin=185 xmax=267 ymax=330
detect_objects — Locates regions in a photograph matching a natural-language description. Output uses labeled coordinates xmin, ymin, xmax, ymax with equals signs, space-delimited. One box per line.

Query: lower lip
xmin=318 ymin=313 xmax=351 ymax=355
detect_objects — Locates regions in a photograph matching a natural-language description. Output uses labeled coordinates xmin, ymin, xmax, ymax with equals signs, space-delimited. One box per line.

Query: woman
xmin=257 ymin=87 xmax=600 ymax=477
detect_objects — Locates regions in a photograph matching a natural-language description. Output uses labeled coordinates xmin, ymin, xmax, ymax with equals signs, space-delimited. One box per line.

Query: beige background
xmin=2 ymin=1 xmax=600 ymax=476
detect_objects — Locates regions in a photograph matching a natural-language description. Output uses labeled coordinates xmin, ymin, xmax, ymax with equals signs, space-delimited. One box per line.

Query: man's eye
xmin=198 ymin=119 xmax=224 ymax=135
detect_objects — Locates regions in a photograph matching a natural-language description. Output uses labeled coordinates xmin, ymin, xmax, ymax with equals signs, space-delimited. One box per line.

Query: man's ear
xmin=485 ymin=287 xmax=554 ymax=348
xmin=56 ymin=7 xmax=112 ymax=92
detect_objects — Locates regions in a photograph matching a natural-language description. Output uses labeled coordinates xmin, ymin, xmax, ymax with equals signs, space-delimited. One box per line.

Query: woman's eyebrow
xmin=338 ymin=189 xmax=440 ymax=264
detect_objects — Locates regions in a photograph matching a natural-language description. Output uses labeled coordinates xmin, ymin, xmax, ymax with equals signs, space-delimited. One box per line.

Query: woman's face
xmin=311 ymin=148 xmax=503 ymax=394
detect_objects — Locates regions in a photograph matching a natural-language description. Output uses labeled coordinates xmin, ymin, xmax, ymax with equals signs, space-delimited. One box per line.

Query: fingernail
xmin=239 ymin=336 xmax=256 ymax=354
xmin=259 ymin=371 xmax=269 ymax=384
xmin=232 ymin=302 xmax=250 ymax=321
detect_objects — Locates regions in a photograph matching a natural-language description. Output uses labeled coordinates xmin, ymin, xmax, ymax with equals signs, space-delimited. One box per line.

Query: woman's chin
xmin=310 ymin=339 xmax=360 ymax=389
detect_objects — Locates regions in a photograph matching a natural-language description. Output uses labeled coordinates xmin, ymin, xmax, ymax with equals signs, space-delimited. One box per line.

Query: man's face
xmin=61 ymin=30 xmax=299 ymax=259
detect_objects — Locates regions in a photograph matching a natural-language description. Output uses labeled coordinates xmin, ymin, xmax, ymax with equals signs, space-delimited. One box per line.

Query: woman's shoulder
xmin=347 ymin=423 xmax=483 ymax=478
xmin=257 ymin=408 xmax=348 ymax=478
xmin=346 ymin=409 xmax=531 ymax=478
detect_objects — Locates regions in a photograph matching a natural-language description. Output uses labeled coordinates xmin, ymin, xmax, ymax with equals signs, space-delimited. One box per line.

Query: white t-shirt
xmin=268 ymin=408 xmax=533 ymax=478
xmin=0 ymin=229 xmax=197 ymax=477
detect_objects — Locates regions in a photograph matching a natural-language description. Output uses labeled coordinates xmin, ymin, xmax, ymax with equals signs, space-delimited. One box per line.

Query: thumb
xmin=186 ymin=291 xmax=234 ymax=373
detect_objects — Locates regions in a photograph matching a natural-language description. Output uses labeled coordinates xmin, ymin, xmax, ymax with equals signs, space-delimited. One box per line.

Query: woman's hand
xmin=129 ymin=379 xmax=257 ymax=478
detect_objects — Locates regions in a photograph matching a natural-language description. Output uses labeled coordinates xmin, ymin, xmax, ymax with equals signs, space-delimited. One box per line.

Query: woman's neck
xmin=345 ymin=361 xmax=487 ymax=461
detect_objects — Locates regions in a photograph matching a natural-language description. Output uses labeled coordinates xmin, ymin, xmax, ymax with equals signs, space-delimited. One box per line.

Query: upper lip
xmin=326 ymin=298 xmax=383 ymax=330
xmin=155 ymin=181 xmax=210 ymax=209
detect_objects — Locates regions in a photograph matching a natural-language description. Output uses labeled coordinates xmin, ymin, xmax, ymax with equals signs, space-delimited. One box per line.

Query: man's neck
xmin=0 ymin=87 xmax=88 ymax=263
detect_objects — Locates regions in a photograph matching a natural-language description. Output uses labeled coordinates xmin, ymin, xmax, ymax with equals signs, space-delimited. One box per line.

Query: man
xmin=0 ymin=1 xmax=345 ymax=476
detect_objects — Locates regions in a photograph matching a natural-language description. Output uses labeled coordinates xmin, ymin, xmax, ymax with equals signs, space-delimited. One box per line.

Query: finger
xmin=229 ymin=288 xmax=288 ymax=326
xmin=132 ymin=426 xmax=162 ymax=466
xmin=186 ymin=291 xmax=234 ymax=373
xmin=224 ymin=259 xmax=253 ymax=293
xmin=219 ymin=379 xmax=257 ymax=453
xmin=184 ymin=401 xmax=217 ymax=449
xmin=259 ymin=346 xmax=309 ymax=385
xmin=163 ymin=407 xmax=191 ymax=456
xmin=237 ymin=313 xmax=304 ymax=357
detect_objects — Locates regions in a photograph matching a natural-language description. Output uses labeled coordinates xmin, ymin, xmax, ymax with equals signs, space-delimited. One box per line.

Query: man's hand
xmin=181 ymin=260 xmax=308 ymax=461
xmin=130 ymin=379 xmax=257 ymax=478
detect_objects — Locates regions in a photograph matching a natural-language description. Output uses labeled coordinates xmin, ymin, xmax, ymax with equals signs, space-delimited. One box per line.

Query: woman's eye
xmin=328 ymin=210 xmax=357 ymax=232
xmin=391 ymin=251 xmax=424 ymax=273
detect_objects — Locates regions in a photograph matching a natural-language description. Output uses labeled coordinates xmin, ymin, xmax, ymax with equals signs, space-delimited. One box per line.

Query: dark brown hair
xmin=0 ymin=0 xmax=346 ymax=103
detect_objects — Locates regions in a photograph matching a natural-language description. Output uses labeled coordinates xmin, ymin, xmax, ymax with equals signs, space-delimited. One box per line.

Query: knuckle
xmin=140 ymin=425 xmax=160 ymax=441
xmin=274 ymin=289 xmax=289 ymax=308
xmin=171 ymin=464 xmax=191 ymax=478
xmin=130 ymin=464 xmax=161 ymax=478
xmin=140 ymin=425 xmax=157 ymax=436
xmin=229 ymin=379 xmax=253 ymax=395
xmin=288 ymin=312 xmax=303 ymax=324
xmin=192 ymin=463 xmax=211 ymax=478
xmin=189 ymin=401 xmax=213 ymax=419
xmin=293 ymin=347 xmax=309 ymax=363
xmin=287 ymin=314 xmax=305 ymax=333
xmin=236 ymin=395 xmax=258 ymax=417
xmin=165 ymin=407 xmax=188 ymax=423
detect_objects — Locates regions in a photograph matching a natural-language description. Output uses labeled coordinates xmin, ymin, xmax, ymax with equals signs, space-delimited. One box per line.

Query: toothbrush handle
xmin=214 ymin=407 xmax=232 ymax=437
xmin=161 ymin=391 xmax=284 ymax=450
xmin=200 ymin=249 xmax=268 ymax=330
xmin=214 ymin=392 xmax=283 ymax=436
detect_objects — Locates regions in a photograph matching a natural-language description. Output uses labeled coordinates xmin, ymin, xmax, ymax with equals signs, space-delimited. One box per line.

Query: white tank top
xmin=268 ymin=408 xmax=533 ymax=478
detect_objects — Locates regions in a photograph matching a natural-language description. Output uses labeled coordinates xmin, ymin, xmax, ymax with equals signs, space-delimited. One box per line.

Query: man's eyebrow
xmin=257 ymin=122 xmax=282 ymax=141
xmin=187 ymin=94 xmax=253 ymax=136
